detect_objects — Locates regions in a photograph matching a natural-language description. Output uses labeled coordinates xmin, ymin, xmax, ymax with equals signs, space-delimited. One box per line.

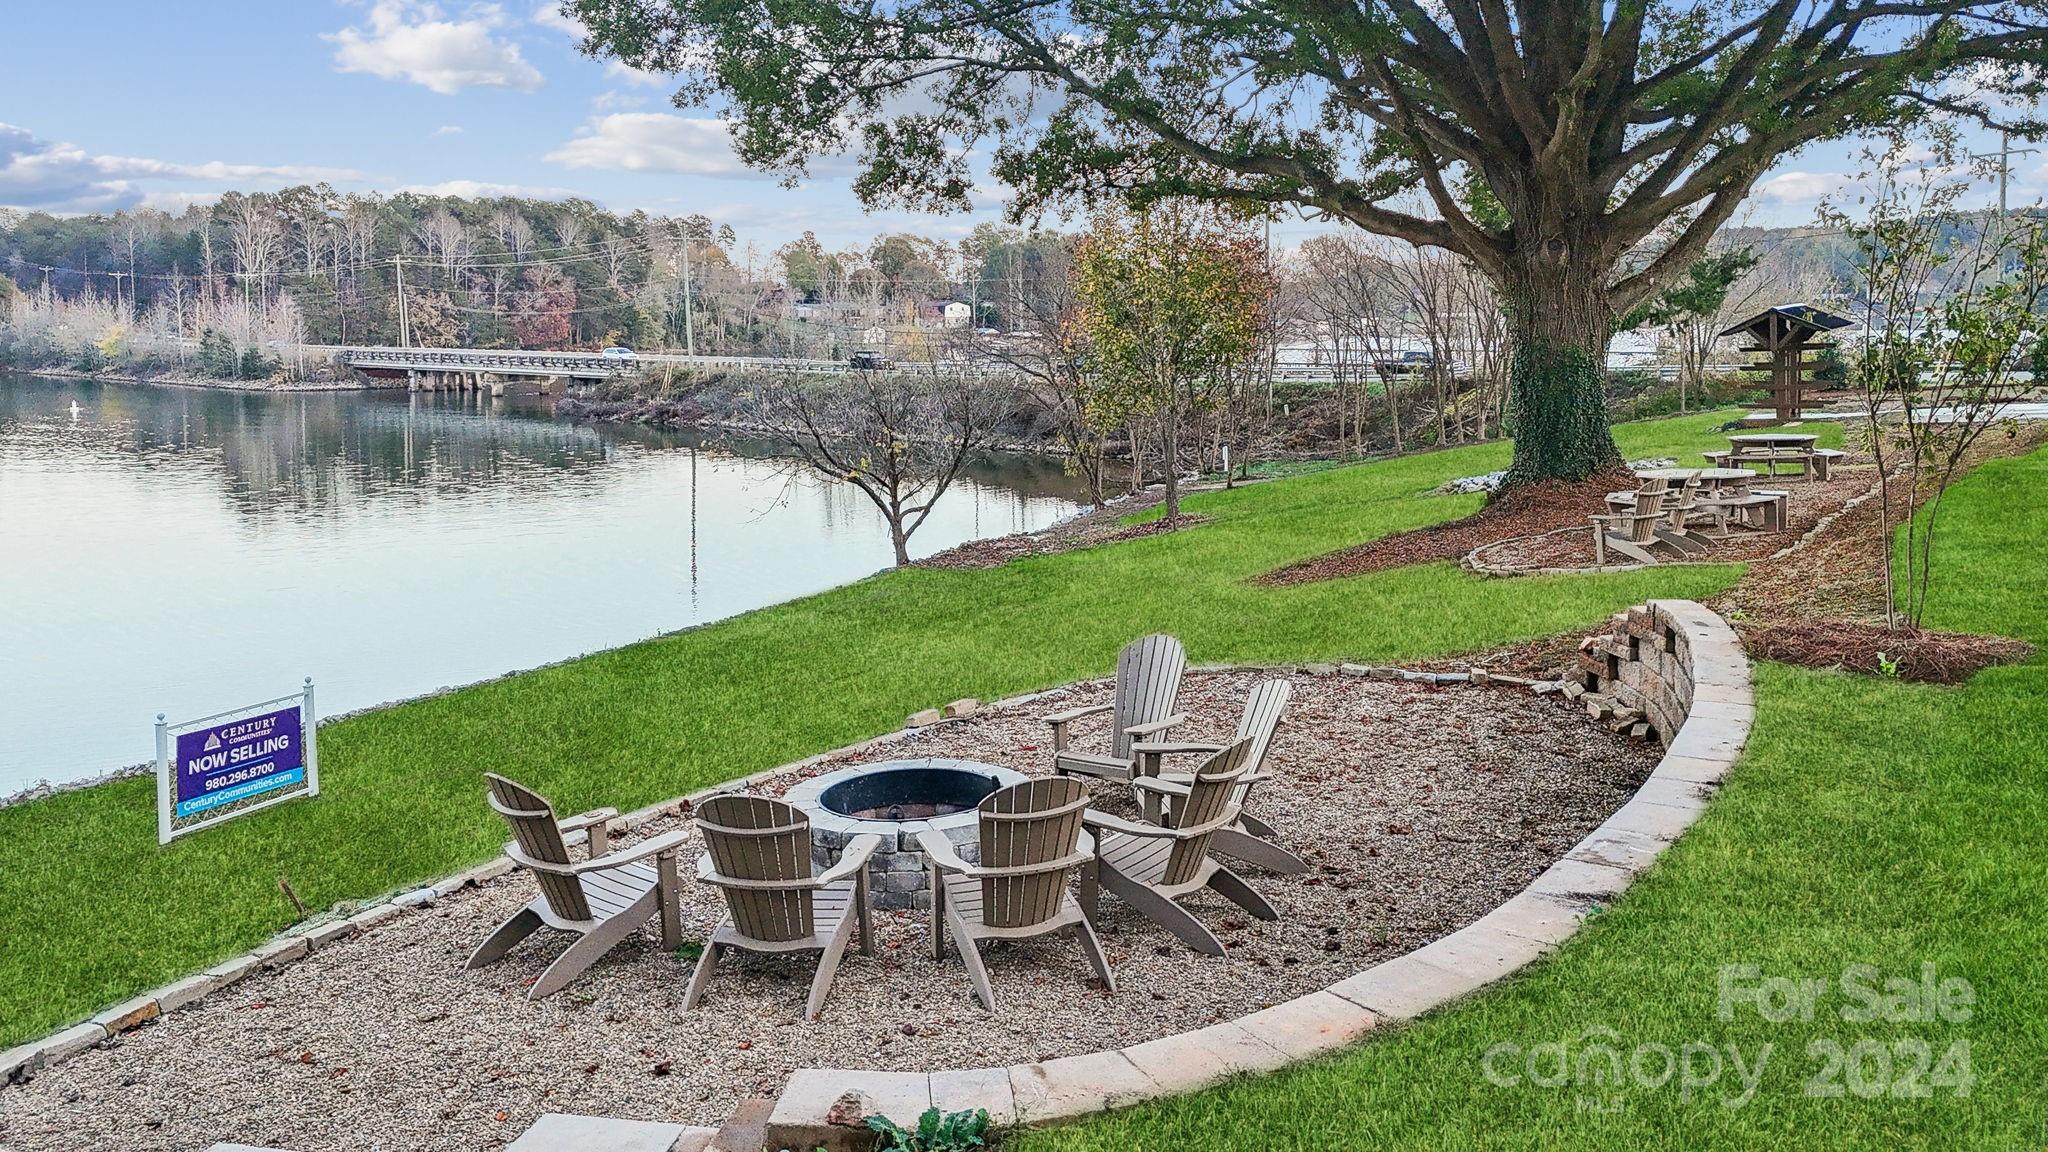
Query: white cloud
xmin=546 ymin=113 xmax=761 ymax=177
xmin=137 ymin=190 xmax=228 ymax=213
xmin=0 ymin=122 xmax=363 ymax=213
xmin=432 ymin=124 xmax=464 ymax=137
xmin=605 ymin=59 xmax=670 ymax=88
xmin=1756 ymin=170 xmax=1855 ymax=204
xmin=328 ymin=1 xmax=543 ymax=95
xmin=396 ymin=178 xmax=576 ymax=199
xmin=529 ymin=2 xmax=584 ymax=36
xmin=591 ymin=90 xmax=648 ymax=113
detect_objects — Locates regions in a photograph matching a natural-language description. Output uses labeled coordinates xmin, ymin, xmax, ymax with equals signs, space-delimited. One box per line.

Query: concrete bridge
xmin=335 ymin=345 xmax=853 ymax=392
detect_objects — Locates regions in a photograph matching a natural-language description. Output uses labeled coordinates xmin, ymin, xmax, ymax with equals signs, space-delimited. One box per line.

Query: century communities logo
xmin=1481 ymin=963 xmax=1975 ymax=1113
xmin=184 ymin=714 xmax=289 ymax=778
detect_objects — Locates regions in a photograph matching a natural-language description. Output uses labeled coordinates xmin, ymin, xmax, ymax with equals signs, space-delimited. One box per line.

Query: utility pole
xmin=394 ymin=256 xmax=411 ymax=347
xmin=1970 ymin=131 xmax=2041 ymax=215
xmin=680 ymin=230 xmax=696 ymax=356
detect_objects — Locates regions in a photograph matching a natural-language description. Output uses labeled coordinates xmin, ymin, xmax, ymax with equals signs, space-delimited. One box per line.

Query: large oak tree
xmin=568 ymin=0 xmax=2047 ymax=486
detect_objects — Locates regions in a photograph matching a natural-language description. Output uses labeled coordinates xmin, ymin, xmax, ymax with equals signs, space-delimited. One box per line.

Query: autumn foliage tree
xmin=571 ymin=0 xmax=2048 ymax=490
xmin=1067 ymin=206 xmax=1273 ymax=521
xmin=513 ymin=264 xmax=578 ymax=348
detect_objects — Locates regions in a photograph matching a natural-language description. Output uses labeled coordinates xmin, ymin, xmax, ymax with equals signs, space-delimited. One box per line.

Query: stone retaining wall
xmin=760 ymin=599 xmax=1753 ymax=1151
xmin=1573 ymin=600 xmax=1727 ymax=743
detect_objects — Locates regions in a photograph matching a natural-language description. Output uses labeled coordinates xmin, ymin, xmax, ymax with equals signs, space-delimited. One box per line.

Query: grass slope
xmin=0 ymin=412 xmax=1764 ymax=1048
xmin=1016 ymin=438 xmax=2044 ymax=1150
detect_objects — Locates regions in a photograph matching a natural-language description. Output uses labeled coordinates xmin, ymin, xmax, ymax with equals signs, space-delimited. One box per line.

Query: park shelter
xmin=1720 ymin=304 xmax=1855 ymax=420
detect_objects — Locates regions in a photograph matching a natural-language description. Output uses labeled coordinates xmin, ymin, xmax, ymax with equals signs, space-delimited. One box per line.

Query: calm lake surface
xmin=0 ymin=374 xmax=1087 ymax=794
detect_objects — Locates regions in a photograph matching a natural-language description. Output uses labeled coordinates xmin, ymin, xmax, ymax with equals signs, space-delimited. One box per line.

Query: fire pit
xmin=783 ymin=758 xmax=1026 ymax=910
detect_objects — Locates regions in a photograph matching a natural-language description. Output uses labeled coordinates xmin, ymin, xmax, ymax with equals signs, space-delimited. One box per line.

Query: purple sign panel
xmin=173 ymin=704 xmax=305 ymax=819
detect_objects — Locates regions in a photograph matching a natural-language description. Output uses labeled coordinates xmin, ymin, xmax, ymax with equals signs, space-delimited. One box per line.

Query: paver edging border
xmin=760 ymin=599 xmax=1751 ymax=1151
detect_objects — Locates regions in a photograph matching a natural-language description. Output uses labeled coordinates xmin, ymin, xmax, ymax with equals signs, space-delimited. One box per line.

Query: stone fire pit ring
xmin=784 ymin=758 xmax=1027 ymax=910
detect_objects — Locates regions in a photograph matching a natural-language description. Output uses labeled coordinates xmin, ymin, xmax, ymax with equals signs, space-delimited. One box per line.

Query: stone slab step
xmin=507 ymin=1112 xmax=710 ymax=1152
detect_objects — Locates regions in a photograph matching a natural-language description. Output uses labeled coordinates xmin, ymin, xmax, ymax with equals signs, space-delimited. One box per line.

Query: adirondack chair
xmin=1080 ymin=737 xmax=1278 ymax=955
xmin=916 ymin=777 xmax=1114 ymax=1010
xmin=1129 ymin=678 xmax=1306 ymax=875
xmin=1589 ymin=478 xmax=1710 ymax=566
xmin=466 ymin=773 xmax=693 ymax=1000
xmin=1047 ymin=634 xmax=1188 ymax=784
xmin=683 ymin=794 xmax=883 ymax=1021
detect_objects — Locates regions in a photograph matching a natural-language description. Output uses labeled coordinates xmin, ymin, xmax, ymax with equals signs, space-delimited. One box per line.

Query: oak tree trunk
xmin=1500 ymin=255 xmax=1626 ymax=487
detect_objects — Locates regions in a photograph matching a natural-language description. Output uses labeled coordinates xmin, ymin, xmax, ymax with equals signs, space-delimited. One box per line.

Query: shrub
xmin=866 ymin=1107 xmax=991 ymax=1152
xmin=198 ymin=330 xmax=239 ymax=378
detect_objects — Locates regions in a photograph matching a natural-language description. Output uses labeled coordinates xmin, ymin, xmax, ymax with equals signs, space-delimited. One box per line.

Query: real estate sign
xmin=157 ymin=681 xmax=320 ymax=843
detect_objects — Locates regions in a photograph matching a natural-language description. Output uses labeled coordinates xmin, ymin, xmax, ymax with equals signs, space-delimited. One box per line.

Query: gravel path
xmin=0 ymin=670 xmax=1657 ymax=1152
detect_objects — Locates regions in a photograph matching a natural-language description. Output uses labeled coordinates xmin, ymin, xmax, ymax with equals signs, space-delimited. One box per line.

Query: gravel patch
xmin=0 ymin=670 xmax=1657 ymax=1152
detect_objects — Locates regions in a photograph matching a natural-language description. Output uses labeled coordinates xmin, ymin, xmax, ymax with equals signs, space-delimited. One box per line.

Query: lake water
xmin=0 ymin=374 xmax=1086 ymax=794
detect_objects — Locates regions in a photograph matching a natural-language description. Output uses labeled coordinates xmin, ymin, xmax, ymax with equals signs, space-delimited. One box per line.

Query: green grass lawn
xmin=0 ymin=410 xmax=1799 ymax=1048
xmin=1014 ymin=436 xmax=2046 ymax=1150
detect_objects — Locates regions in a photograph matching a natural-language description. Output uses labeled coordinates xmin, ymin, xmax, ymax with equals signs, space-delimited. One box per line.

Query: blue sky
xmin=1 ymin=1 xmax=2036 ymax=251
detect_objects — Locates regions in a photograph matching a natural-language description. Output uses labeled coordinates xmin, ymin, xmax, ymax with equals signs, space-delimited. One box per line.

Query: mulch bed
xmin=0 ymin=671 xmax=1654 ymax=1152
xmin=1259 ymin=475 xmax=1631 ymax=585
xmin=1710 ymin=424 xmax=2048 ymax=683
xmin=1741 ymin=620 xmax=2034 ymax=685
xmin=917 ymin=489 xmax=1208 ymax=570
xmin=1471 ymin=466 xmax=1879 ymax=572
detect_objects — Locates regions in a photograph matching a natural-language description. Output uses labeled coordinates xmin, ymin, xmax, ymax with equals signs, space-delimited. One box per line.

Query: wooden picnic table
xmin=1710 ymin=432 xmax=1838 ymax=480
xmin=1628 ymin=466 xmax=1778 ymax=533
xmin=1636 ymin=466 xmax=1754 ymax=491
xmin=1726 ymin=432 xmax=1819 ymax=449
xmin=1694 ymin=466 xmax=1758 ymax=491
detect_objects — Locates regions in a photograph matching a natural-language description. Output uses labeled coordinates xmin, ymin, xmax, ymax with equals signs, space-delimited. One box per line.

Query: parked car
xmin=848 ymin=350 xmax=889 ymax=370
xmin=600 ymin=346 xmax=637 ymax=361
xmin=1374 ymin=350 xmax=1434 ymax=375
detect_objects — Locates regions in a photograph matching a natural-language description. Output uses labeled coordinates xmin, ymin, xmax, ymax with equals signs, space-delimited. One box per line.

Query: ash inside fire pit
xmin=820 ymin=763 xmax=1003 ymax=821
xmin=785 ymin=757 xmax=1027 ymax=910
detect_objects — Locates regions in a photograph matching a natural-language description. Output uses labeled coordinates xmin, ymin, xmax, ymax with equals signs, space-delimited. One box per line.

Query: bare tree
xmin=218 ymin=193 xmax=282 ymax=306
xmin=553 ymin=212 xmax=588 ymax=256
xmin=967 ymin=238 xmax=1112 ymax=506
xmin=1293 ymin=234 xmax=1387 ymax=456
xmin=493 ymin=209 xmax=536 ymax=263
xmin=418 ymin=208 xmax=468 ymax=282
xmin=751 ymin=366 xmax=1016 ymax=565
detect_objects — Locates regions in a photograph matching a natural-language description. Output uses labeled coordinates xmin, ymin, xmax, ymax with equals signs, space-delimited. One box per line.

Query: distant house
xmin=942 ymin=301 xmax=973 ymax=329
xmin=1606 ymin=329 xmax=1660 ymax=369
xmin=861 ymin=325 xmax=889 ymax=348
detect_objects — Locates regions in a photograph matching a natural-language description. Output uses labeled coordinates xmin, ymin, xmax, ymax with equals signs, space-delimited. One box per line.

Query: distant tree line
xmin=0 ymin=190 xmax=1098 ymax=369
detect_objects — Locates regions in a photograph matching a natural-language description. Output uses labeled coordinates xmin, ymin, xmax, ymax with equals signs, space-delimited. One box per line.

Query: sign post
xmin=156 ymin=679 xmax=321 ymax=844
